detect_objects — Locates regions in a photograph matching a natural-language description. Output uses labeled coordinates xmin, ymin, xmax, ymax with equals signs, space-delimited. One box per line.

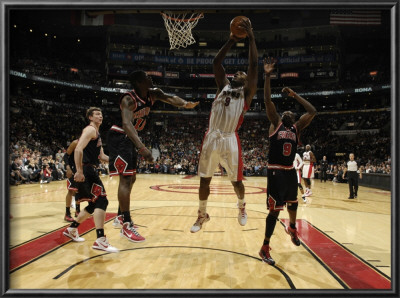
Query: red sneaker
xmin=259 ymin=245 xmax=275 ymax=265
xmin=120 ymin=222 xmax=145 ymax=242
xmin=113 ymin=215 xmax=139 ymax=229
xmin=285 ymin=226 xmax=301 ymax=246
xmin=64 ymin=214 xmax=74 ymax=222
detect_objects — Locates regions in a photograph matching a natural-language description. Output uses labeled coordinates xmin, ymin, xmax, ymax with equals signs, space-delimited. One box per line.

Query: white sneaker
xmin=63 ymin=227 xmax=85 ymax=242
xmin=237 ymin=203 xmax=247 ymax=226
xmin=302 ymin=195 xmax=307 ymax=202
xmin=112 ymin=215 xmax=123 ymax=228
xmin=306 ymin=190 xmax=312 ymax=196
xmin=190 ymin=210 xmax=210 ymax=233
xmin=92 ymin=236 xmax=119 ymax=253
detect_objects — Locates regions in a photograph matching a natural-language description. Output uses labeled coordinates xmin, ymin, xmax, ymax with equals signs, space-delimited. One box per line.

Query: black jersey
xmin=82 ymin=125 xmax=102 ymax=165
xmin=68 ymin=152 xmax=76 ymax=172
xmin=116 ymin=89 xmax=154 ymax=132
xmin=65 ymin=151 xmax=76 ymax=173
xmin=268 ymin=122 xmax=298 ymax=169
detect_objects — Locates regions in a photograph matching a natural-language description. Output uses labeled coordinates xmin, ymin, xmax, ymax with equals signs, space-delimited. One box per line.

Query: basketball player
xmin=259 ymin=57 xmax=316 ymax=265
xmin=342 ymin=153 xmax=362 ymax=199
xmin=293 ymin=152 xmax=306 ymax=202
xmin=63 ymin=139 xmax=80 ymax=222
xmin=108 ymin=70 xmax=199 ymax=242
xmin=63 ymin=107 xmax=118 ymax=253
xmin=302 ymin=144 xmax=316 ymax=196
xmin=190 ymin=18 xmax=258 ymax=233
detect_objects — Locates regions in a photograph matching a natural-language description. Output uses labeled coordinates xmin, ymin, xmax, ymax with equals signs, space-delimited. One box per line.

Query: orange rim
xmin=161 ymin=12 xmax=204 ymax=22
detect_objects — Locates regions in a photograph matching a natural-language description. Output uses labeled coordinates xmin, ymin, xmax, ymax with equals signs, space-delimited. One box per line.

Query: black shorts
xmin=75 ymin=165 xmax=107 ymax=206
xmin=266 ymin=168 xmax=298 ymax=211
xmin=66 ymin=177 xmax=79 ymax=191
xmin=107 ymin=127 xmax=137 ymax=176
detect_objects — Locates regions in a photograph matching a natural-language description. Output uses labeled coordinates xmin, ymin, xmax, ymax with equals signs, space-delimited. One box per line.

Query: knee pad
xmin=287 ymin=202 xmax=298 ymax=211
xmin=94 ymin=195 xmax=109 ymax=211
xmin=85 ymin=204 xmax=95 ymax=214
xmin=298 ymin=183 xmax=303 ymax=190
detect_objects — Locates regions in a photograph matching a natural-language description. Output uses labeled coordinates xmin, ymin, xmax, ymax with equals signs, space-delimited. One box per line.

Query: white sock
xmin=238 ymin=198 xmax=245 ymax=208
xmin=199 ymin=200 xmax=207 ymax=215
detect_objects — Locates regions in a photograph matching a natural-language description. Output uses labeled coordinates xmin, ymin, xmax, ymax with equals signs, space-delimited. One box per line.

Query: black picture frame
xmin=1 ymin=0 xmax=399 ymax=297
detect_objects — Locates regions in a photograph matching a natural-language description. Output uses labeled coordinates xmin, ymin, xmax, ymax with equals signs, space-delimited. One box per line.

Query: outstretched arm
xmin=263 ymin=57 xmax=280 ymax=130
xmin=282 ymin=87 xmax=317 ymax=132
xmin=150 ymin=88 xmax=199 ymax=109
xmin=242 ymin=19 xmax=258 ymax=107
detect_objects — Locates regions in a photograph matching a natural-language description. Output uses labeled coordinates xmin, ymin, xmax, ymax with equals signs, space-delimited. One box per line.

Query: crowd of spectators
xmin=9 ymin=86 xmax=391 ymax=187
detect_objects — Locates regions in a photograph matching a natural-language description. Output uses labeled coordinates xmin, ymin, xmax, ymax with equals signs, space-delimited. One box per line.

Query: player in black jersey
xmin=108 ymin=70 xmax=199 ymax=243
xmin=63 ymin=107 xmax=119 ymax=253
xmin=259 ymin=58 xmax=316 ymax=265
xmin=63 ymin=139 xmax=79 ymax=222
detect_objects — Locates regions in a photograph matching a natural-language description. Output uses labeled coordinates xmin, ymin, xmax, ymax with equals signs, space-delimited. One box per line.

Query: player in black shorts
xmin=63 ymin=139 xmax=80 ymax=222
xmin=63 ymin=107 xmax=118 ymax=253
xmin=108 ymin=70 xmax=199 ymax=243
xmin=259 ymin=58 xmax=317 ymax=265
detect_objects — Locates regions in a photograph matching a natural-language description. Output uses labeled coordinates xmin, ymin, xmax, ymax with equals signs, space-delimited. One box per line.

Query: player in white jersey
xmin=302 ymin=144 xmax=316 ymax=196
xmin=293 ymin=153 xmax=306 ymax=202
xmin=190 ymin=18 xmax=258 ymax=233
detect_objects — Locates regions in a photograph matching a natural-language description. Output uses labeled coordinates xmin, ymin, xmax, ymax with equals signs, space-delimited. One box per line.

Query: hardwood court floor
xmin=8 ymin=174 xmax=391 ymax=290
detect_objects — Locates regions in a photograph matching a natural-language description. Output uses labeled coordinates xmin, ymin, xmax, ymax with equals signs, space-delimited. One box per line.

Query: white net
xmin=161 ymin=12 xmax=204 ymax=50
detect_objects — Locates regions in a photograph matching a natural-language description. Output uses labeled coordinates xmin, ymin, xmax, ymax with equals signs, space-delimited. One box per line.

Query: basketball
xmin=230 ymin=16 xmax=250 ymax=39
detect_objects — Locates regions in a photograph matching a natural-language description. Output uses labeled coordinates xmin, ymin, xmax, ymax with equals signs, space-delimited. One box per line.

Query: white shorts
xmin=198 ymin=130 xmax=243 ymax=181
xmin=296 ymin=169 xmax=302 ymax=183
xmin=302 ymin=164 xmax=315 ymax=179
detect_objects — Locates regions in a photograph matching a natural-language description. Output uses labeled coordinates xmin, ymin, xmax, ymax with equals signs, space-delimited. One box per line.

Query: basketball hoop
xmin=161 ymin=11 xmax=204 ymax=50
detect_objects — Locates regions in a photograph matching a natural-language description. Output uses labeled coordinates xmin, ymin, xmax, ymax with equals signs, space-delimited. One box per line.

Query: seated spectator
xmin=40 ymin=164 xmax=53 ymax=184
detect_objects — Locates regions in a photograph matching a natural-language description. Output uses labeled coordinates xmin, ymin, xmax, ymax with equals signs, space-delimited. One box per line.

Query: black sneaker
xmin=348 ymin=196 xmax=354 ymax=199
xmin=259 ymin=245 xmax=275 ymax=265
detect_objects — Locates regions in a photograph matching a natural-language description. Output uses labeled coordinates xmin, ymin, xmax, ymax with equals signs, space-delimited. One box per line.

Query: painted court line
xmin=9 ymin=213 xmax=116 ymax=272
xmin=281 ymin=218 xmax=391 ymax=289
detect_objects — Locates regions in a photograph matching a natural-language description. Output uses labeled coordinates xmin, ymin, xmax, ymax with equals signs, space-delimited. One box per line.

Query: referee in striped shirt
xmin=342 ymin=153 xmax=362 ymax=199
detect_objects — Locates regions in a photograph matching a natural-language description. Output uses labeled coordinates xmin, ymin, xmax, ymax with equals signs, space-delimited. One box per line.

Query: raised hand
xmin=263 ymin=57 xmax=275 ymax=75
xmin=282 ymin=87 xmax=295 ymax=97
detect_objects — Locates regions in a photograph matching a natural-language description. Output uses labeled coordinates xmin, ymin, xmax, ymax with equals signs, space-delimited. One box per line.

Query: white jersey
xmin=208 ymin=84 xmax=247 ymax=133
xmin=198 ymin=84 xmax=249 ymax=181
xmin=293 ymin=153 xmax=303 ymax=183
xmin=303 ymin=151 xmax=312 ymax=165
xmin=293 ymin=153 xmax=303 ymax=170
xmin=302 ymin=150 xmax=315 ymax=179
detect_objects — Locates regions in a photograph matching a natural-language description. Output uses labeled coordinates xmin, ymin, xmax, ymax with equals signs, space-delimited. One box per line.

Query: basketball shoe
xmin=63 ymin=227 xmax=85 ymax=242
xmin=305 ymin=189 xmax=312 ymax=197
xmin=302 ymin=195 xmax=307 ymax=203
xmin=92 ymin=236 xmax=119 ymax=253
xmin=120 ymin=222 xmax=145 ymax=242
xmin=237 ymin=203 xmax=247 ymax=226
xmin=259 ymin=245 xmax=275 ymax=265
xmin=285 ymin=226 xmax=301 ymax=246
xmin=64 ymin=214 xmax=74 ymax=222
xmin=113 ymin=215 xmax=139 ymax=229
xmin=190 ymin=210 xmax=210 ymax=233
